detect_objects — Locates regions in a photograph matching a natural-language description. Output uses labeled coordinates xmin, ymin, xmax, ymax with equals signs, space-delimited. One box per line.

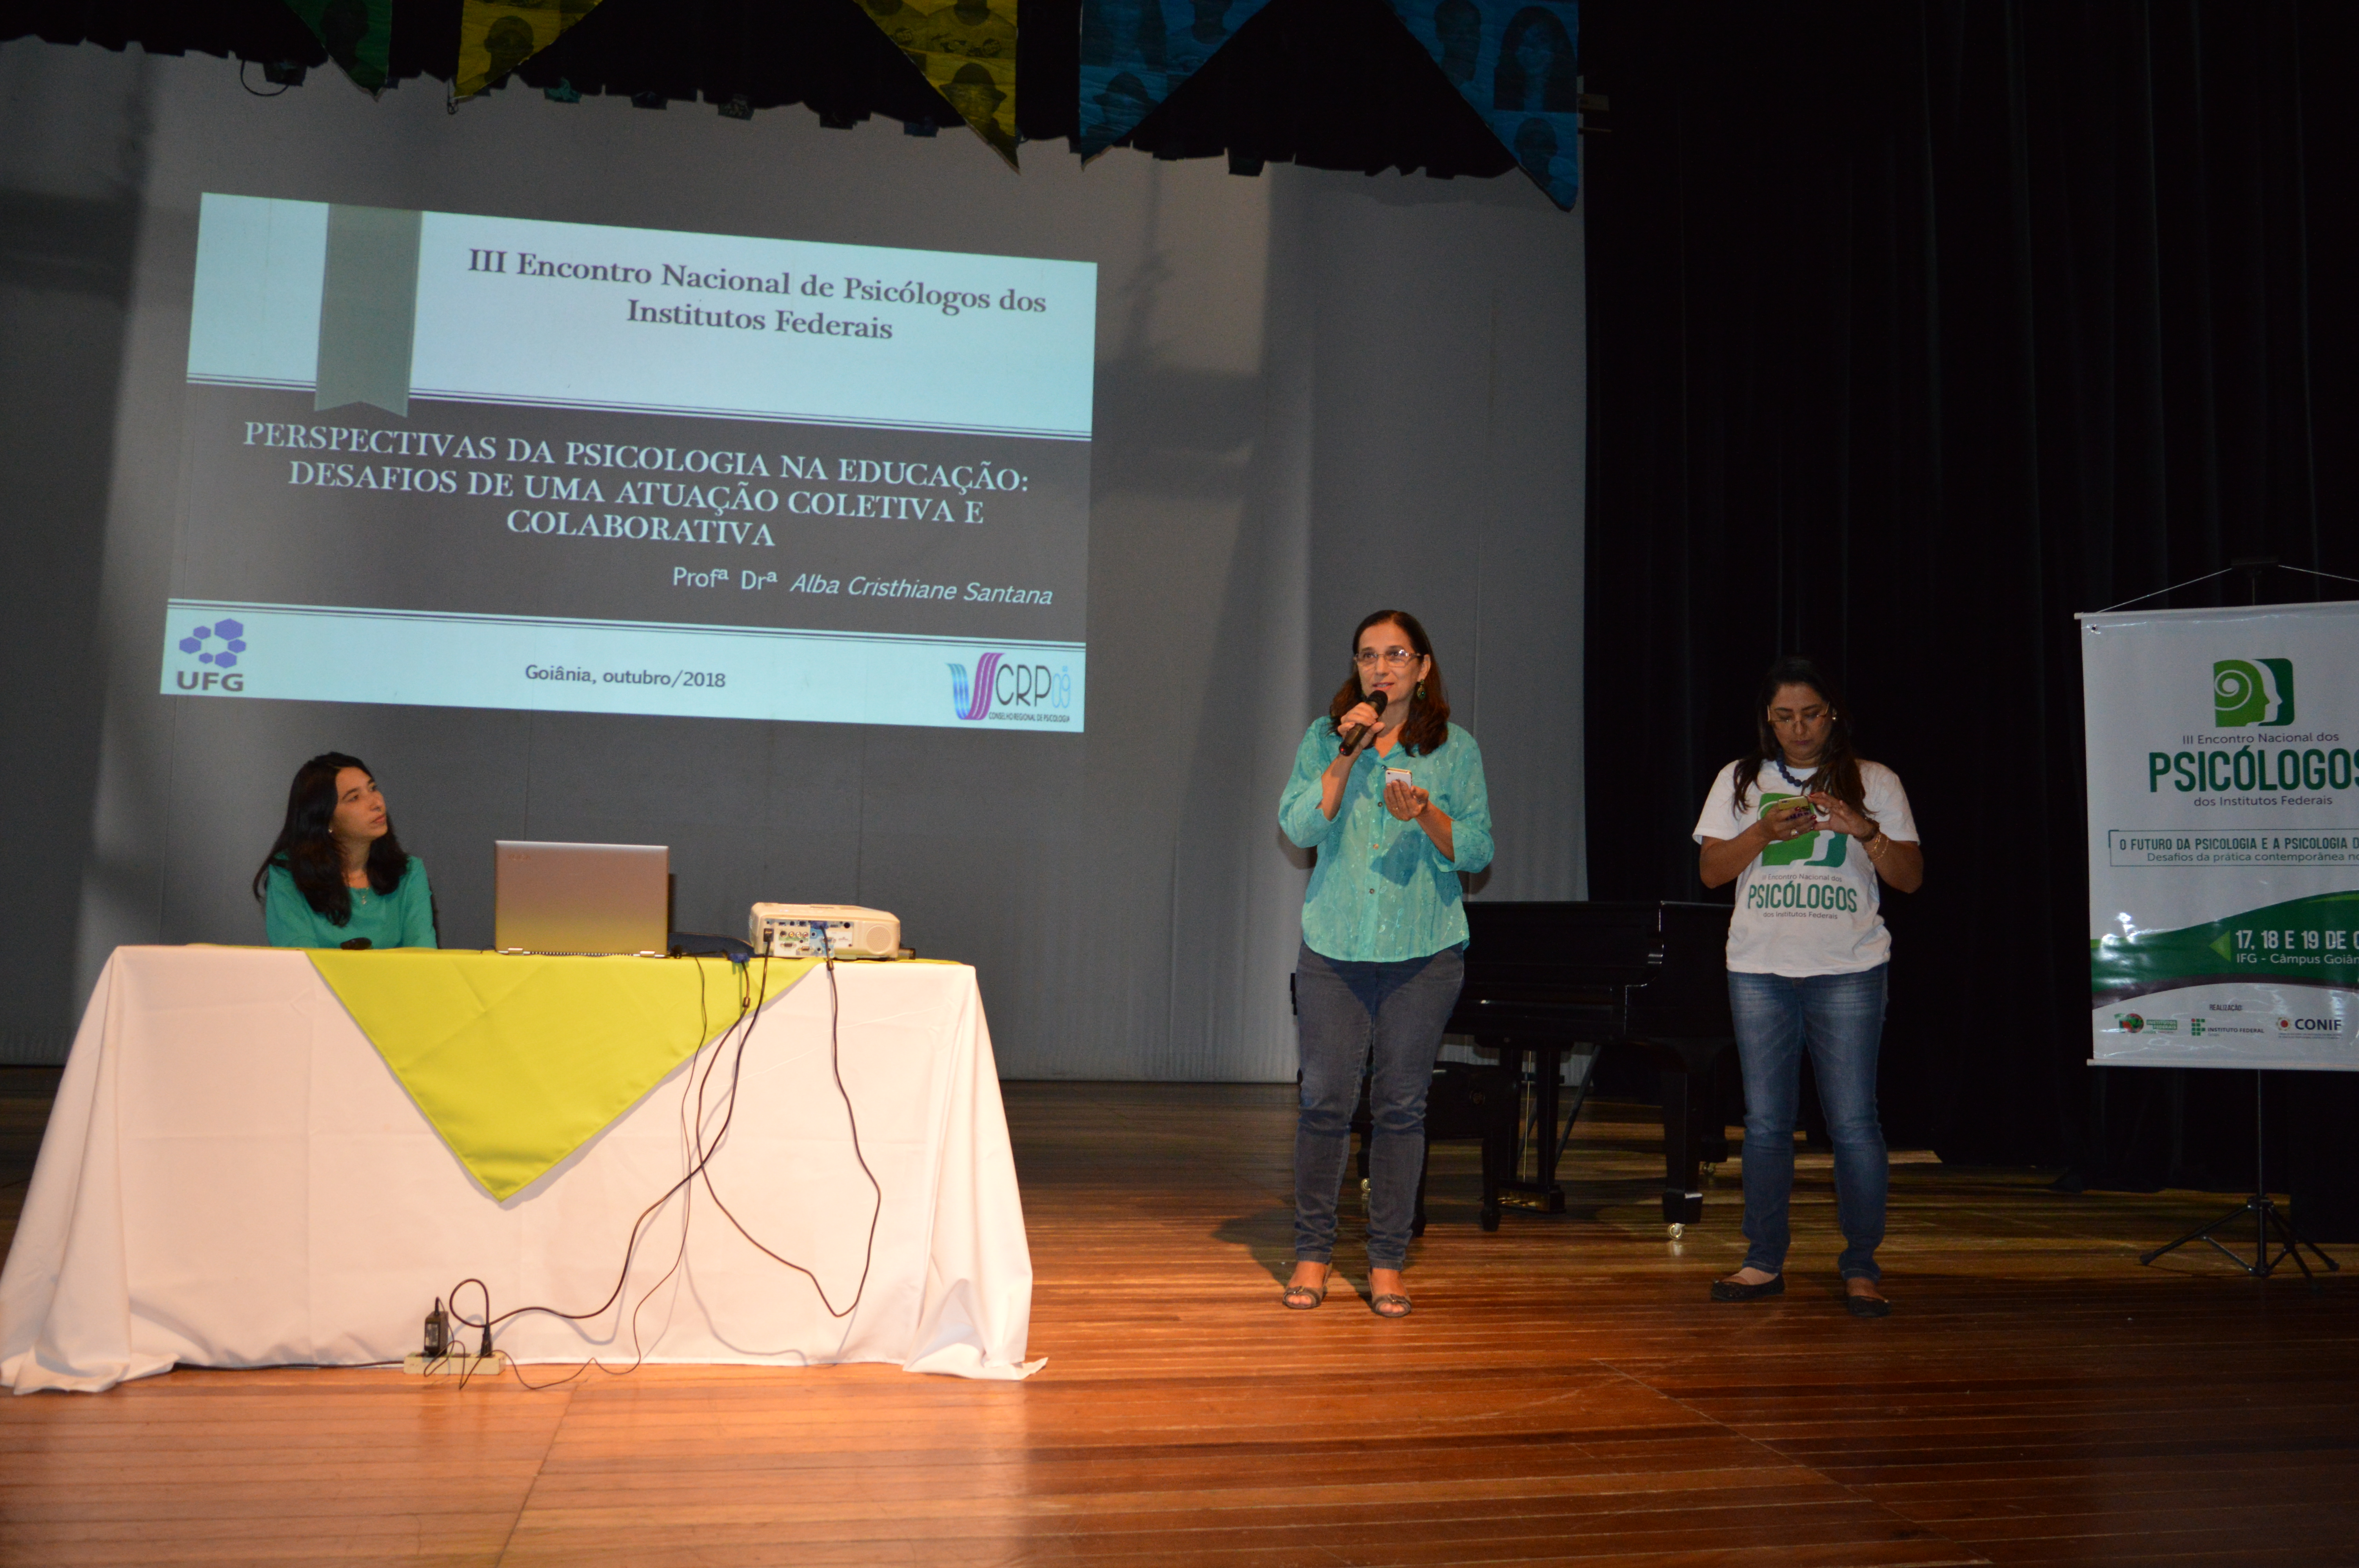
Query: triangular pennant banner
xmin=1386 ymin=0 xmax=1579 ymax=209
xmin=858 ymin=0 xmax=1020 ymax=167
xmin=1076 ymin=0 xmax=1274 ymax=158
xmin=453 ymin=0 xmax=605 ymax=104
xmin=279 ymin=0 xmax=394 ymax=94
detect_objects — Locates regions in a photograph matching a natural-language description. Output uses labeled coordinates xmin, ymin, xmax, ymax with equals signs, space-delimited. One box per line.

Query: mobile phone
xmin=1385 ymin=767 xmax=1413 ymax=790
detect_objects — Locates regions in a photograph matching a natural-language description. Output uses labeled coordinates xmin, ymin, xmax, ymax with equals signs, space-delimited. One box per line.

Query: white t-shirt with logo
xmin=1692 ymin=758 xmax=1920 ymax=976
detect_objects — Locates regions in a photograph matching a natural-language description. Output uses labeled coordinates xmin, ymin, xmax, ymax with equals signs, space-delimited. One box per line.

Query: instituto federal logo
xmin=2214 ymin=658 xmax=2295 ymax=727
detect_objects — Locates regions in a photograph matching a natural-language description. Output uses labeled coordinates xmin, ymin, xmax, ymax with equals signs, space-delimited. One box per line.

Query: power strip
xmin=403 ymin=1351 xmax=505 ymax=1377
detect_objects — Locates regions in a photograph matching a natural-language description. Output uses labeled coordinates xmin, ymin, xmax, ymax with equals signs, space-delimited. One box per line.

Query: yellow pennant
xmin=453 ymin=0 xmax=605 ymax=103
xmin=858 ymin=0 xmax=1019 ymax=167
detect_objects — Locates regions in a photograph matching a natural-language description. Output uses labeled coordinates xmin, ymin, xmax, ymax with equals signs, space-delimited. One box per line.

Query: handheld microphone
xmin=1339 ymin=689 xmax=1389 ymax=752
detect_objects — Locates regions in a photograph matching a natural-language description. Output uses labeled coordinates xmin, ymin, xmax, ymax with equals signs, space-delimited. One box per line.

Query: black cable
xmin=692 ymin=945 xmax=882 ymax=1321
xmin=492 ymin=956 xmax=763 ymax=1389
xmin=444 ymin=957 xmax=757 ymax=1374
xmin=446 ymin=946 xmax=882 ymax=1385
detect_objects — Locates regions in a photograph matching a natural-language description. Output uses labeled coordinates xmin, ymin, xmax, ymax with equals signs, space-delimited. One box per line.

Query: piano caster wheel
xmin=1667 ymin=1222 xmax=1686 ymax=1240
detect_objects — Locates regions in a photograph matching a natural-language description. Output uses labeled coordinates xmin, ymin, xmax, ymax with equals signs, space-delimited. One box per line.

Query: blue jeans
xmin=1293 ymin=943 xmax=1465 ymax=1271
xmin=1729 ymin=965 xmax=1889 ymax=1282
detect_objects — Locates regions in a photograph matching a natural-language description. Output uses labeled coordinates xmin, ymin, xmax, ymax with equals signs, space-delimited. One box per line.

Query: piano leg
xmin=1479 ymin=1096 xmax=1511 ymax=1232
xmin=1533 ymin=1047 xmax=1565 ymax=1201
xmin=1658 ymin=1054 xmax=1705 ymax=1235
xmin=1699 ymin=1044 xmax=1734 ymax=1172
xmin=1498 ymin=1046 xmax=1568 ymax=1214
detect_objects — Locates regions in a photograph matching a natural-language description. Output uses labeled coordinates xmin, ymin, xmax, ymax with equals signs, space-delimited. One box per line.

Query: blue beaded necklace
xmin=1771 ymin=753 xmax=1818 ymax=794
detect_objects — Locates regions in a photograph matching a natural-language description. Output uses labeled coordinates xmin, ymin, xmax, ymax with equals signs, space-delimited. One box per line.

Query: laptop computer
xmin=494 ymin=841 xmax=669 ymax=955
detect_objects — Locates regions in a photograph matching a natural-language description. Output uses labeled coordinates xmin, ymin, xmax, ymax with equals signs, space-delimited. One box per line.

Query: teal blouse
xmin=263 ymin=857 xmax=438 ymax=949
xmin=1279 ymin=719 xmax=1494 ymax=962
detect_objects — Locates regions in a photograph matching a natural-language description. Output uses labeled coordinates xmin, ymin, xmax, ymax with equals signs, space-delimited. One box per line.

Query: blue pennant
xmin=1386 ymin=0 xmax=1579 ymax=209
xmin=1078 ymin=0 xmax=1277 ymax=157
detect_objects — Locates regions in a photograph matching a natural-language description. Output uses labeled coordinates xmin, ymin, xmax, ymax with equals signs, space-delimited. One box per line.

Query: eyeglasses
xmin=1354 ymin=646 xmax=1419 ymax=669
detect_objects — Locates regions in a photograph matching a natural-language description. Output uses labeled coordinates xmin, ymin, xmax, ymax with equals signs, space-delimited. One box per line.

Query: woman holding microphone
xmin=1694 ymin=657 xmax=1921 ymax=1316
xmin=1278 ymin=610 xmax=1493 ymax=1319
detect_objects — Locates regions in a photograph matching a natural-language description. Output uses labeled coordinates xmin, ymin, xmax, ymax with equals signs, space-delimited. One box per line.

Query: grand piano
xmin=1445 ymin=900 xmax=1736 ymax=1234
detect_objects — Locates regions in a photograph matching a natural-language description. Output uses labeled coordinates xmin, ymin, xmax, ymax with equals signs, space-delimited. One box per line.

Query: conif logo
xmin=2214 ymin=659 xmax=2295 ymax=727
xmin=948 ymin=652 xmax=1004 ymax=721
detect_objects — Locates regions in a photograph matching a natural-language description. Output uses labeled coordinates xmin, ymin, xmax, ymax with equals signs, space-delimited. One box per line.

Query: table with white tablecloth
xmin=0 ymin=947 xmax=1041 ymax=1393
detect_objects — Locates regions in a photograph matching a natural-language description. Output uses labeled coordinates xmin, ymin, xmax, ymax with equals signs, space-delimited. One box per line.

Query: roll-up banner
xmin=2081 ymin=600 xmax=2359 ymax=1071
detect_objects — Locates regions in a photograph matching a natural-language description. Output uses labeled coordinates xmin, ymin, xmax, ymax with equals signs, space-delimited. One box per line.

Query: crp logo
xmin=947 ymin=652 xmax=1004 ymax=721
xmin=175 ymin=617 xmax=248 ymax=693
xmin=2214 ymin=658 xmax=2295 ymax=727
xmin=947 ymin=653 xmax=1071 ymax=721
xmin=2115 ymin=1012 xmax=2145 ymax=1033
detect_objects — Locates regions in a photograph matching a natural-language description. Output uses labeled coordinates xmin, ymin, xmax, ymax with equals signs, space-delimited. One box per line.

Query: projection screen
xmin=163 ymin=194 xmax=1094 ymax=731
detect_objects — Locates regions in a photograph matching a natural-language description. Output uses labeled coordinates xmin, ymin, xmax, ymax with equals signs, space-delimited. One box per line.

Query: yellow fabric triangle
xmin=305 ymin=950 xmax=818 ymax=1200
xmin=453 ymin=0 xmax=605 ymax=103
xmin=856 ymin=0 xmax=1020 ymax=167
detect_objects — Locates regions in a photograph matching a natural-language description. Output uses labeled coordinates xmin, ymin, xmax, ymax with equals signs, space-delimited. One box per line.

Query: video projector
xmin=749 ymin=903 xmax=903 ymax=960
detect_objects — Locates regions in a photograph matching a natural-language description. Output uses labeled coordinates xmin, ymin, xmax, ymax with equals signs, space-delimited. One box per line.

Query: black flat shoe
xmin=1844 ymin=1290 xmax=1891 ymax=1318
xmin=1709 ymin=1274 xmax=1784 ymax=1303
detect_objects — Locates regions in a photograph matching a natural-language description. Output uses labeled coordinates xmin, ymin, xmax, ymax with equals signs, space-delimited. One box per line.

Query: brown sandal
xmin=1370 ymin=1292 xmax=1412 ymax=1319
xmin=1282 ymin=1265 xmax=1331 ymax=1310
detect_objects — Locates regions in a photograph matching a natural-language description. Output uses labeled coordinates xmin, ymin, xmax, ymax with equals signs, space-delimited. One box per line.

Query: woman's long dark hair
xmin=1733 ymin=656 xmax=1867 ymax=810
xmin=250 ymin=752 xmax=412 ymax=926
xmin=1327 ymin=609 xmax=1453 ymax=756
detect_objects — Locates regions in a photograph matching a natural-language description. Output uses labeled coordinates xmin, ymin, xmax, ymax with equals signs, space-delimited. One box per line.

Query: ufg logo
xmin=174 ymin=617 xmax=249 ymax=693
xmin=947 ymin=653 xmax=1071 ymax=721
xmin=2214 ymin=658 xmax=2295 ymax=727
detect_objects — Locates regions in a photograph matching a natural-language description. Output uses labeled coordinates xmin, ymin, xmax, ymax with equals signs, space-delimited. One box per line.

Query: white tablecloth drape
xmin=0 ymin=947 xmax=1041 ymax=1393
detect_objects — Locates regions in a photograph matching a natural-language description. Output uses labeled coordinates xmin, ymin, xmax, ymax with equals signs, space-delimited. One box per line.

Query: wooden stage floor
xmin=2 ymin=1072 xmax=2355 ymax=1566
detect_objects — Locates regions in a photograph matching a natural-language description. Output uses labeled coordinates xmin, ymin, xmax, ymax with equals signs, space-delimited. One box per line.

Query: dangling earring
xmin=1416 ymin=681 xmax=1427 ymax=701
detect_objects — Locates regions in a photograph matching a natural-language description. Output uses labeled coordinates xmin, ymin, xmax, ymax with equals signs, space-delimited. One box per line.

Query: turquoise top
xmin=1279 ymin=718 xmax=1494 ymax=962
xmin=263 ymin=857 xmax=437 ymax=949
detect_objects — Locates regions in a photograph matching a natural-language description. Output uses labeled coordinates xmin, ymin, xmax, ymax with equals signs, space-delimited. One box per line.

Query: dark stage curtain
xmin=1583 ymin=0 xmax=2359 ymax=1196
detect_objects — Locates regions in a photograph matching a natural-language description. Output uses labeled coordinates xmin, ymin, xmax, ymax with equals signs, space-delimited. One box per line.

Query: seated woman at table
xmin=252 ymin=752 xmax=436 ymax=949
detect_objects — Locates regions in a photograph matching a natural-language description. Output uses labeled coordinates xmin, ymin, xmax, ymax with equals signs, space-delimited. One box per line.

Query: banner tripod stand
xmin=2139 ymin=1069 xmax=2339 ymax=1285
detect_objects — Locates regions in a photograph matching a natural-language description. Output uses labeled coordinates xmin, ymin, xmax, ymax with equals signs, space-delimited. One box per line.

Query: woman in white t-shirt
xmin=1692 ymin=657 xmax=1923 ymax=1318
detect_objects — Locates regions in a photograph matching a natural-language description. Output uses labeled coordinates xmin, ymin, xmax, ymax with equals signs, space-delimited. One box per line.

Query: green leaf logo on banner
xmin=1384 ymin=0 xmax=1579 ymax=209
xmin=1077 ymin=0 xmax=1276 ymax=158
xmin=2213 ymin=658 xmax=2297 ymax=727
xmin=280 ymin=0 xmax=394 ymax=94
xmin=858 ymin=0 xmax=1021 ymax=167
xmin=453 ymin=0 xmax=604 ymax=103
